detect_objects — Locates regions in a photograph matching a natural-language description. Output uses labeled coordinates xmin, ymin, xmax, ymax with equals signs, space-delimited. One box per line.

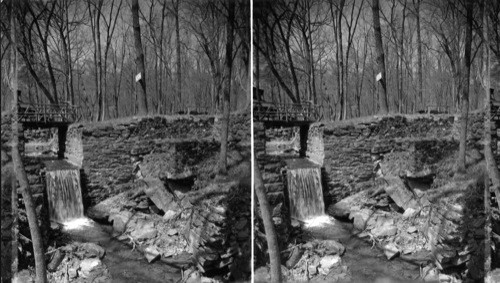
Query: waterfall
xmin=287 ymin=162 xmax=324 ymax=221
xmin=45 ymin=165 xmax=84 ymax=223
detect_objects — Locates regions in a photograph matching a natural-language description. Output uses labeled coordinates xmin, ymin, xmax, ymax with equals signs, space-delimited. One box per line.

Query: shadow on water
xmin=63 ymin=219 xmax=182 ymax=283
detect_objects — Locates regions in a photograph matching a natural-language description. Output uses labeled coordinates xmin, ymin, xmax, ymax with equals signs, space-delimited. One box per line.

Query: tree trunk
xmin=10 ymin=4 xmax=47 ymax=281
xmin=456 ymin=0 xmax=473 ymax=173
xmin=371 ymin=0 xmax=389 ymax=114
xmin=398 ymin=0 xmax=407 ymax=113
xmin=175 ymin=0 xmax=182 ymax=108
xmin=218 ymin=0 xmax=235 ymax=175
xmin=482 ymin=2 xmax=496 ymax=281
xmin=11 ymin=174 xmax=18 ymax=278
xmin=131 ymin=0 xmax=148 ymax=115
xmin=415 ymin=0 xmax=423 ymax=111
xmin=254 ymin=157 xmax=282 ymax=282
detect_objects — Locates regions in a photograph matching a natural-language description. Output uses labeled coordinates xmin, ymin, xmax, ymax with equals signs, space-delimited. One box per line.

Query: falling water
xmin=45 ymin=162 xmax=84 ymax=222
xmin=286 ymin=159 xmax=324 ymax=221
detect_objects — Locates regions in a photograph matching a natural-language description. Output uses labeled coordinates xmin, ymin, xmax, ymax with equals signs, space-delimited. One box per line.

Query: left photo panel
xmin=0 ymin=0 xmax=251 ymax=282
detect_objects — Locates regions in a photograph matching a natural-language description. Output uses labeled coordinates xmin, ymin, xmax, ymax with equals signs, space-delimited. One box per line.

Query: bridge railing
xmin=254 ymin=102 xmax=322 ymax=122
xmin=17 ymin=103 xmax=81 ymax=124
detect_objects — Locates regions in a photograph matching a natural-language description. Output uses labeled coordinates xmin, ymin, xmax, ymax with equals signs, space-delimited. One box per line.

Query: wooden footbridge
xmin=14 ymin=102 xmax=80 ymax=159
xmin=253 ymin=101 xmax=322 ymax=126
xmin=16 ymin=103 xmax=80 ymax=128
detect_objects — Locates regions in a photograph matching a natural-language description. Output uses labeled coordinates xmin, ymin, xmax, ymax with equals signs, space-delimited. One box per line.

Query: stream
xmin=304 ymin=216 xmax=428 ymax=282
xmin=62 ymin=218 xmax=182 ymax=283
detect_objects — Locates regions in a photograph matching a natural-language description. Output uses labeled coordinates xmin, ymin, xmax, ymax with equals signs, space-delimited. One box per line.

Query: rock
xmin=329 ymin=201 xmax=351 ymax=219
xmin=130 ymin=224 xmax=157 ymax=240
xmin=109 ymin=211 xmax=133 ymax=234
xmin=12 ymin=270 xmax=34 ymax=283
xmin=407 ymin=226 xmax=418 ymax=234
xmin=254 ymin=266 xmax=271 ymax=282
xmin=163 ymin=210 xmax=179 ymax=221
xmin=384 ymin=177 xmax=419 ymax=210
xmin=308 ymin=262 xmax=319 ymax=276
xmin=167 ymin=229 xmax=178 ymax=236
xmin=319 ymin=255 xmax=341 ymax=275
xmin=489 ymin=269 xmax=500 ymax=283
xmin=351 ymin=209 xmax=372 ymax=230
xmin=371 ymin=225 xmax=397 ymax=237
xmin=383 ymin=243 xmax=400 ymax=260
xmin=422 ymin=265 xmax=439 ymax=281
xmin=285 ymin=246 xmax=304 ymax=269
xmin=80 ymin=242 xmax=105 ymax=259
xmin=316 ymin=239 xmax=345 ymax=256
xmin=68 ymin=268 xmax=78 ymax=279
xmin=144 ymin=246 xmax=161 ymax=263
xmin=47 ymin=249 xmax=65 ymax=271
xmin=79 ymin=258 xmax=102 ymax=278
xmin=143 ymin=178 xmax=180 ymax=213
xmin=402 ymin=208 xmax=417 ymax=219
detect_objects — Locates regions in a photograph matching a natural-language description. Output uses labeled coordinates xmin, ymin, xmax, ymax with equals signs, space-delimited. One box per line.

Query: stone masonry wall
xmin=78 ymin=114 xmax=249 ymax=206
xmin=322 ymin=116 xmax=455 ymax=205
xmin=305 ymin=123 xmax=324 ymax=166
xmin=253 ymin=122 xmax=289 ymax=252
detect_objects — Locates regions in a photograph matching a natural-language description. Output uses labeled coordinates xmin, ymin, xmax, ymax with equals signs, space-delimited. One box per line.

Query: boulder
xmin=167 ymin=229 xmax=178 ymax=236
xmin=285 ymin=246 xmax=304 ymax=269
xmin=79 ymin=258 xmax=102 ymax=278
xmin=315 ymin=240 xmax=345 ymax=256
xmin=80 ymin=243 xmax=105 ymax=259
xmin=407 ymin=226 xmax=418 ymax=234
xmin=350 ymin=209 xmax=372 ymax=230
xmin=143 ymin=178 xmax=180 ymax=213
xmin=130 ymin=222 xmax=157 ymax=240
xmin=163 ymin=210 xmax=179 ymax=221
xmin=109 ymin=211 xmax=133 ymax=234
xmin=319 ymin=255 xmax=341 ymax=275
xmin=47 ymin=250 xmax=65 ymax=272
xmin=371 ymin=225 xmax=397 ymax=237
xmin=383 ymin=243 xmax=400 ymax=260
xmin=144 ymin=246 xmax=161 ymax=263
xmin=329 ymin=201 xmax=351 ymax=219
xmin=384 ymin=177 xmax=419 ymax=210
xmin=402 ymin=208 xmax=417 ymax=219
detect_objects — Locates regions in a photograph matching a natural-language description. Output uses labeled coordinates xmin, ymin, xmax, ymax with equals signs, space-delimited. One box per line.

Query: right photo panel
xmin=253 ymin=0 xmax=500 ymax=282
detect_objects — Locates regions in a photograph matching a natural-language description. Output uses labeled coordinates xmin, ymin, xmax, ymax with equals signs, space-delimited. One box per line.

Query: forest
xmin=254 ymin=0 xmax=500 ymax=121
xmin=0 ymin=0 xmax=250 ymax=121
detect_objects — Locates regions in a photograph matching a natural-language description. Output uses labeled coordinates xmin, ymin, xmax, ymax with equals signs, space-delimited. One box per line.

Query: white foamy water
xmin=62 ymin=217 xmax=96 ymax=230
xmin=303 ymin=215 xmax=337 ymax=228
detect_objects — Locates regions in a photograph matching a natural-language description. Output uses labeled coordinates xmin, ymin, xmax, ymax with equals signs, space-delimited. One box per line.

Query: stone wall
xmin=78 ymin=115 xmax=249 ymax=206
xmin=212 ymin=114 xmax=251 ymax=146
xmin=253 ymin=122 xmax=289 ymax=254
xmin=304 ymin=123 xmax=324 ymax=166
xmin=322 ymin=116 xmax=455 ymax=204
xmin=65 ymin=127 xmax=83 ymax=167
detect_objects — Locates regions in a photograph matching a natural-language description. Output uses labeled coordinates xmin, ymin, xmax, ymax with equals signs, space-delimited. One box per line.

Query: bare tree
xmin=456 ymin=0 xmax=473 ymax=173
xmin=9 ymin=2 xmax=47 ymax=281
xmin=371 ymin=0 xmax=389 ymax=114
xmin=218 ymin=0 xmax=235 ymax=175
xmin=131 ymin=0 xmax=148 ymax=115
